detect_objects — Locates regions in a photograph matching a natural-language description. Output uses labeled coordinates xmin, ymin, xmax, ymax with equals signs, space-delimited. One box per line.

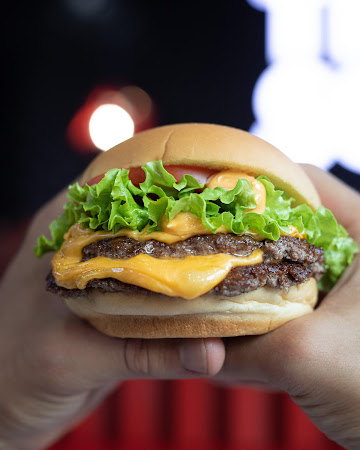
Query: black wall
xmin=2 ymin=1 xmax=358 ymax=222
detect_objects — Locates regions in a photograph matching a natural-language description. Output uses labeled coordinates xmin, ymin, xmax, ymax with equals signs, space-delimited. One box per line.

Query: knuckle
xmin=267 ymin=317 xmax=328 ymax=392
xmin=31 ymin=331 xmax=72 ymax=392
xmin=123 ymin=339 xmax=151 ymax=376
xmin=123 ymin=339 xmax=165 ymax=377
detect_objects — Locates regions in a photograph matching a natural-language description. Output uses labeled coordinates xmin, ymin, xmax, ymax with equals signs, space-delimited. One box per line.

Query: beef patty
xmin=47 ymin=234 xmax=325 ymax=298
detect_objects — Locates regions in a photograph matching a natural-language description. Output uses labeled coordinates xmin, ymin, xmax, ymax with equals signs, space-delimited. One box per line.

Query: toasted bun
xmin=81 ymin=123 xmax=320 ymax=209
xmin=64 ymin=278 xmax=317 ymax=338
xmin=69 ymin=124 xmax=321 ymax=338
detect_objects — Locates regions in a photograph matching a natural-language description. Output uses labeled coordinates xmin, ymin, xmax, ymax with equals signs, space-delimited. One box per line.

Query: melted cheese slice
xmin=53 ymin=252 xmax=263 ymax=299
xmin=52 ymin=224 xmax=263 ymax=299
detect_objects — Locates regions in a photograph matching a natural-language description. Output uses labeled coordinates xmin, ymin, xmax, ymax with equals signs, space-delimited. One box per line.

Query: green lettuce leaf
xmin=34 ymin=161 xmax=358 ymax=291
xmin=34 ymin=200 xmax=82 ymax=258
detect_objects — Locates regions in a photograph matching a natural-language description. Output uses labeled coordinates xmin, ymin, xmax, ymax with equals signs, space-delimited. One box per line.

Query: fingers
xmin=214 ymin=311 xmax=333 ymax=395
xmin=216 ymin=326 xmax=303 ymax=391
xmin=214 ymin=332 xmax=287 ymax=391
xmin=29 ymin=316 xmax=226 ymax=393
xmin=217 ymin=336 xmax=273 ymax=385
xmin=179 ymin=337 xmax=226 ymax=375
xmin=301 ymin=164 xmax=360 ymax=241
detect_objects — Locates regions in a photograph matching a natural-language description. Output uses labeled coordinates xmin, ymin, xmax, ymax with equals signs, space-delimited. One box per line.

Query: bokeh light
xmin=67 ymin=85 xmax=155 ymax=153
xmin=89 ymin=104 xmax=135 ymax=151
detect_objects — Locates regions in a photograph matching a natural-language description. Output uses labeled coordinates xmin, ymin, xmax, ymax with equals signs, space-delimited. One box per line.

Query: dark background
xmin=2 ymin=0 xmax=360 ymax=224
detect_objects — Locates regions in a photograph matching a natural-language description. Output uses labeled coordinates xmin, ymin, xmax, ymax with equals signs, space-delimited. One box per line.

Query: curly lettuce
xmin=35 ymin=160 xmax=358 ymax=291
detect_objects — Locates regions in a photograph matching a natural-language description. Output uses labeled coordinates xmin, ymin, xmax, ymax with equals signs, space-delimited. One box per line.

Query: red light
xmin=67 ymin=85 xmax=156 ymax=154
xmin=89 ymin=104 xmax=135 ymax=151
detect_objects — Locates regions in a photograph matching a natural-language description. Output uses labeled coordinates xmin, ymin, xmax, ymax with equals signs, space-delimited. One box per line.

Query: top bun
xmin=81 ymin=123 xmax=320 ymax=210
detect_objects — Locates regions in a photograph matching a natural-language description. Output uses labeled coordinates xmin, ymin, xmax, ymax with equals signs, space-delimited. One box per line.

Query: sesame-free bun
xmin=81 ymin=123 xmax=320 ymax=210
xmin=64 ymin=278 xmax=317 ymax=338
xmin=68 ymin=123 xmax=322 ymax=338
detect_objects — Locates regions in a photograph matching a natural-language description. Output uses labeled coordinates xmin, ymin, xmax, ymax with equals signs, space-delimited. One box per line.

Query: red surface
xmin=47 ymin=382 xmax=344 ymax=450
xmin=223 ymin=386 xmax=276 ymax=447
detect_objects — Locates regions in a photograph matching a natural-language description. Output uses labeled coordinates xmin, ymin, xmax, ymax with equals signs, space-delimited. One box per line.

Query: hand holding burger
xmin=0 ymin=124 xmax=359 ymax=449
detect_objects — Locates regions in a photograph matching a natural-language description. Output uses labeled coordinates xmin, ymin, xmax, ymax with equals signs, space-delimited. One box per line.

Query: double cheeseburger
xmin=35 ymin=123 xmax=358 ymax=338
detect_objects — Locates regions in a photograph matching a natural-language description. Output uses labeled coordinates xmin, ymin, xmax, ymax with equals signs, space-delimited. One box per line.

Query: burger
xmin=35 ymin=123 xmax=358 ymax=338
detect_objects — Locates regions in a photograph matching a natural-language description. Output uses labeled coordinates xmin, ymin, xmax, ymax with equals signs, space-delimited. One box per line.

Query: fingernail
xmin=179 ymin=339 xmax=208 ymax=374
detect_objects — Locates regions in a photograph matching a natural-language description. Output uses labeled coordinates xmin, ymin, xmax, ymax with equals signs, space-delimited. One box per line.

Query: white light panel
xmin=247 ymin=0 xmax=360 ymax=173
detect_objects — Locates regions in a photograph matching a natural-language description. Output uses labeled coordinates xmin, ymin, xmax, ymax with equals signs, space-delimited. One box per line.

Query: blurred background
xmin=2 ymin=1 xmax=359 ymax=449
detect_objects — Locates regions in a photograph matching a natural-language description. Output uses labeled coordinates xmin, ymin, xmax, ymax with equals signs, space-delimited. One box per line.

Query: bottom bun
xmin=64 ymin=278 xmax=318 ymax=338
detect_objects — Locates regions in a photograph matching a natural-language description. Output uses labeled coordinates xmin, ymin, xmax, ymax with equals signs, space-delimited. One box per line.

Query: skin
xmin=0 ymin=165 xmax=359 ymax=449
xmin=216 ymin=165 xmax=360 ymax=450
